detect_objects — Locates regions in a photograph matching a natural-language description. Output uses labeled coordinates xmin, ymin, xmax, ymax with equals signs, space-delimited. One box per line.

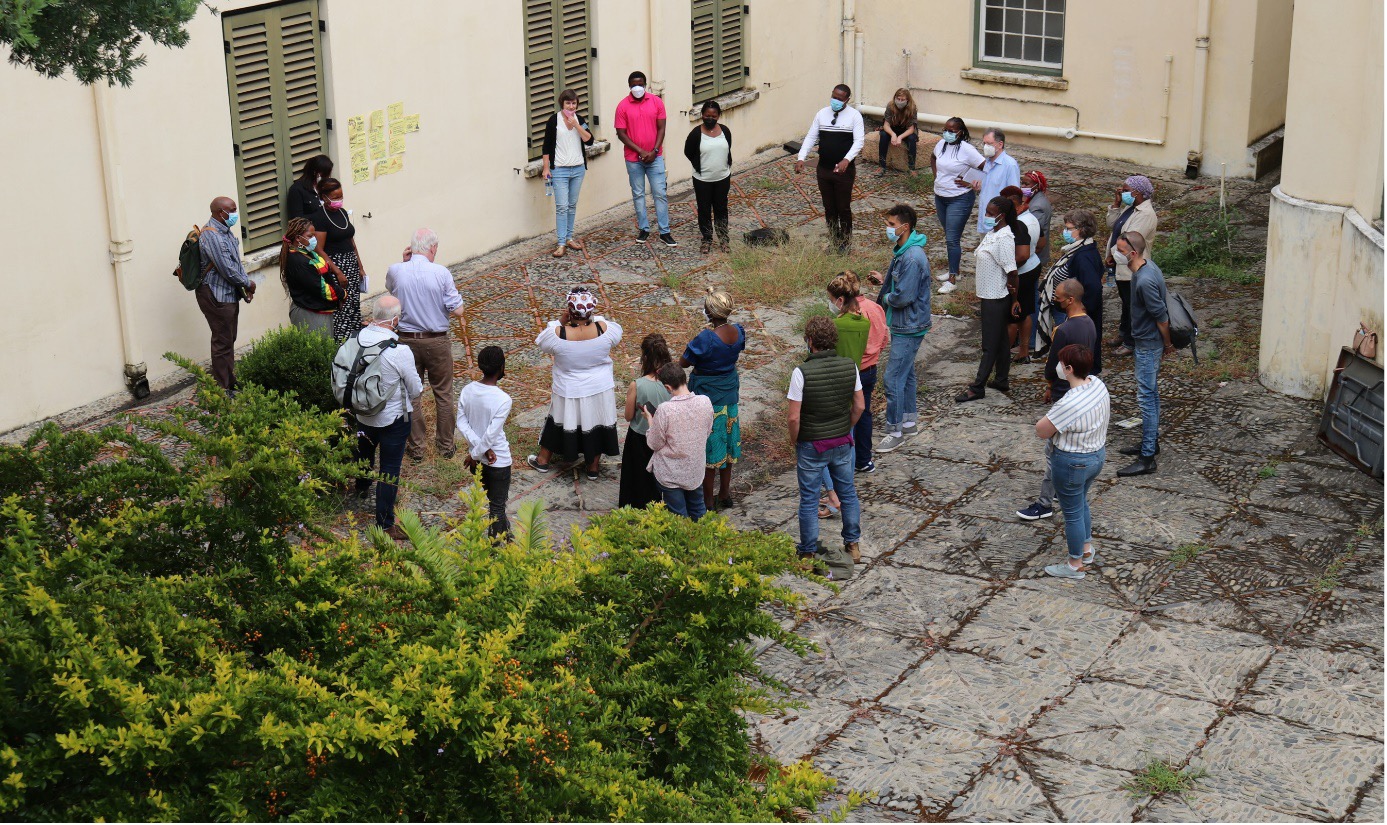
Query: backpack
xmin=332 ymin=333 xmax=401 ymax=416
xmin=1166 ymin=291 xmax=1200 ymax=363
xmin=174 ymin=224 xmax=213 ymax=290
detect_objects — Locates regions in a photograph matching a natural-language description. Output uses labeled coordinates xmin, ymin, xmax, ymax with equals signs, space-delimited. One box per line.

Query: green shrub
xmin=0 ymin=361 xmax=834 ymax=821
xmin=237 ymin=323 xmax=341 ymax=412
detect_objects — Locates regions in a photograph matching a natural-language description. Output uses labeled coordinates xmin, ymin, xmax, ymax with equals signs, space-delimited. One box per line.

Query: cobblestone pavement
xmin=35 ymin=133 xmax=1384 ymax=822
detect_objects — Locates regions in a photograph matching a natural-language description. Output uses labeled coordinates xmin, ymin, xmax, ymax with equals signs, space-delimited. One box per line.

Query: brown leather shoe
xmin=846 ymin=542 xmax=861 ymax=564
xmin=551 ymin=245 xmax=566 ymax=258
xmin=566 ymin=238 xmax=585 ymax=251
xmin=384 ymin=524 xmax=409 ymax=542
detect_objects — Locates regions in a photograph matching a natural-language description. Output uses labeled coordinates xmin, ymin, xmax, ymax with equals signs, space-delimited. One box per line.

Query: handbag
xmin=1352 ymin=323 xmax=1377 ymax=360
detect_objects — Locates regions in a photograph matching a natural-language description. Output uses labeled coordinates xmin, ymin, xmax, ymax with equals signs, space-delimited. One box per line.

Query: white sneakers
xmin=938 ymin=281 xmax=958 ymax=294
xmin=936 ymin=270 xmax=952 ymax=282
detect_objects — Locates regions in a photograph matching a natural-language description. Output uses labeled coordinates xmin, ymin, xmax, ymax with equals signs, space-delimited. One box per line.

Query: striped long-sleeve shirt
xmin=797 ymin=105 xmax=865 ymax=169
xmin=199 ymin=217 xmax=253 ymax=303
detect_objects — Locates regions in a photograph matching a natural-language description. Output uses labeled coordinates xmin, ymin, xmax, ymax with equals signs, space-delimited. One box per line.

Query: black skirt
xmin=618 ymin=430 xmax=660 ymax=508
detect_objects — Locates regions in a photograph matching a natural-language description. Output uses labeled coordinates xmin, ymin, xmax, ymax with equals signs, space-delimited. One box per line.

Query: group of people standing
xmin=185 ymin=73 xmax=1175 ymax=582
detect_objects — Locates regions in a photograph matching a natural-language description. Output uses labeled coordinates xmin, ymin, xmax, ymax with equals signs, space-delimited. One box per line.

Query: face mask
xmin=1021 ymin=187 xmax=1035 ymax=198
xmin=885 ymin=225 xmax=898 ymax=242
xmin=894 ymin=98 xmax=907 ymax=108
xmin=702 ymin=117 xmax=718 ymax=129
xmin=225 ymin=211 xmax=239 ymax=227
xmin=1062 ymin=229 xmax=1076 ymax=244
xmin=1057 ymin=363 xmax=1069 ymax=380
xmin=305 ymin=235 xmax=318 ymax=252
xmin=829 ymin=98 xmax=846 ymax=112
xmin=630 ymin=85 xmax=645 ymax=99
xmin=328 ymin=199 xmax=344 ymax=210
xmin=1121 ymin=191 xmax=1135 ymax=206
xmin=942 ymin=130 xmax=958 ymax=144
xmin=827 ymin=299 xmax=842 ymax=317
xmin=1113 ymin=249 xmax=1130 ymax=266
xmin=982 ymin=215 xmax=997 ymax=231
xmin=983 ymin=143 xmax=997 ymax=158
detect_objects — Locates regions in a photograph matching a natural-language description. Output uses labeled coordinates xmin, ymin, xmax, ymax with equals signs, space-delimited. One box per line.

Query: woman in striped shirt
xmin=1035 ymin=343 xmax=1110 ymax=580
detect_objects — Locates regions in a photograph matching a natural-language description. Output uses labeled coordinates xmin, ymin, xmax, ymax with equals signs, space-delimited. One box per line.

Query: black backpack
xmin=174 ymin=224 xmax=212 ymax=290
xmin=1167 ymin=292 xmax=1200 ymax=363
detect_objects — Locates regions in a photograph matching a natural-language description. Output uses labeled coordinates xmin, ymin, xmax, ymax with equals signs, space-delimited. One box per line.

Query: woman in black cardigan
xmin=541 ymin=89 xmax=596 ymax=258
xmin=287 ymin=154 xmax=333 ymax=219
xmin=683 ymin=100 xmax=732 ymax=254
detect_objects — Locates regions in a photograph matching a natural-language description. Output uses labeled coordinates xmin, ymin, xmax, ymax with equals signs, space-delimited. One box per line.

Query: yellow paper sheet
xmin=389 ymin=119 xmax=406 ymax=137
xmin=374 ymin=156 xmax=404 ymax=177
xmin=369 ymin=131 xmax=386 ymax=161
xmin=401 ymin=114 xmax=420 ymax=133
xmin=369 ymin=109 xmax=384 ymax=132
xmin=387 ymin=101 xmax=405 ymax=121
xmin=389 ymin=135 xmax=406 ymax=156
xmin=347 ymin=115 xmax=366 ymax=150
xmin=350 ymin=149 xmax=370 ymax=184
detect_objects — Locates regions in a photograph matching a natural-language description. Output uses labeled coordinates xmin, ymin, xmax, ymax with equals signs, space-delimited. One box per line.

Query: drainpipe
xmin=854 ymin=31 xmax=864 ymax=104
xmin=841 ymin=0 xmax=855 ymax=85
xmin=858 ymin=105 xmax=1077 ymax=140
xmin=1186 ymin=0 xmax=1212 ymax=178
xmin=1073 ymin=55 xmax=1174 ymax=146
xmin=92 ymin=82 xmax=150 ymax=400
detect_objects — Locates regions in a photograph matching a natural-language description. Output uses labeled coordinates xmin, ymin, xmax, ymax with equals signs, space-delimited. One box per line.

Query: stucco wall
xmin=1247 ymin=0 xmax=1293 ymax=143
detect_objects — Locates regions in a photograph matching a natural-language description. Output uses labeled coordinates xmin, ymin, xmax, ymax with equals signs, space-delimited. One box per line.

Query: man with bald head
xmin=197 ymin=196 xmax=256 ymax=390
xmin=1016 ymin=278 xmax=1098 ymax=521
xmin=347 ymin=294 xmax=423 ymax=540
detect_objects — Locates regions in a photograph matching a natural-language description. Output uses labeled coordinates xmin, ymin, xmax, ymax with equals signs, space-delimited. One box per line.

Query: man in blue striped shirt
xmin=197 ymin=196 xmax=256 ymax=391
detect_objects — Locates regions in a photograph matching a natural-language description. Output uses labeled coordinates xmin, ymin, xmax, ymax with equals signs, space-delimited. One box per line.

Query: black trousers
xmin=479 ymin=464 xmax=512 ymax=539
xmin=1116 ymin=279 xmax=1134 ymax=347
xmin=971 ymin=297 xmax=1014 ymax=392
xmin=692 ymin=176 xmax=731 ymax=242
xmin=815 ymin=162 xmax=856 ymax=245
xmin=878 ymin=130 xmax=919 ymax=169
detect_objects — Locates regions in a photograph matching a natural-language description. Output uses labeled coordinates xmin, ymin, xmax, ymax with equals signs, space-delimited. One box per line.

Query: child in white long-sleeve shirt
xmin=456 ymin=346 xmax=513 ymax=538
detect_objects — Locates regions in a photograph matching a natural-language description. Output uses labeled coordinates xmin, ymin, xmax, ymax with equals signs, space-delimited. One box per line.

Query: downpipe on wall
xmin=92 ymin=82 xmax=150 ymax=400
xmin=1186 ymin=0 xmax=1212 ymax=178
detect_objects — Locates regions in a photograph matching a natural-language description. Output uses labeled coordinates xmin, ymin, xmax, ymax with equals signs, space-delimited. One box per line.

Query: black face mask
xmin=702 ymin=117 xmax=718 ymax=129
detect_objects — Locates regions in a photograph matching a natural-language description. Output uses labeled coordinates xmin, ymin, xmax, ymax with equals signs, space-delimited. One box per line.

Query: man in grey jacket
xmin=868 ymin=204 xmax=932 ymax=454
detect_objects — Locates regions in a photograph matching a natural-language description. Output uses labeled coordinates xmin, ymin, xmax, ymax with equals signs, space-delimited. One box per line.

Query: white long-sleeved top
xmin=353 ymin=324 xmax=423 ymax=428
xmin=456 ymin=381 xmax=513 ymax=467
xmin=535 ymin=316 xmax=623 ymax=399
xmin=796 ymin=105 xmax=865 ymax=167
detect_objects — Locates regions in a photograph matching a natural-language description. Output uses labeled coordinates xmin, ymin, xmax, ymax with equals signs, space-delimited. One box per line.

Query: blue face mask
xmin=829 ymin=98 xmax=846 ymax=113
xmin=941 ymin=130 xmax=958 ymax=144
xmin=982 ymin=216 xmax=998 ymax=231
xmin=1061 ymin=229 xmax=1076 ymax=244
xmin=1121 ymin=191 xmax=1135 ymax=206
xmin=225 ymin=211 xmax=239 ymax=228
xmin=306 ymin=235 xmax=318 ymax=252
xmin=885 ymin=225 xmax=898 ymax=242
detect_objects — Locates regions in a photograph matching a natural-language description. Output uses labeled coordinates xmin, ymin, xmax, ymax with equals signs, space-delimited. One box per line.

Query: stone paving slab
xmin=1089 ymin=617 xmax=1274 ymax=704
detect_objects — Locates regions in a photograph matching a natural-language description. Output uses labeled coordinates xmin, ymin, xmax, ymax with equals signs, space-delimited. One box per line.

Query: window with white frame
xmin=977 ymin=0 xmax=1065 ymax=73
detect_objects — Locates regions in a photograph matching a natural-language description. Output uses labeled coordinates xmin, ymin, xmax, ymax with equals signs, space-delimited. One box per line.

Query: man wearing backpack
xmin=197 ymin=197 xmax=256 ymax=391
xmin=1115 ymin=232 xmax=1173 ymax=477
xmin=347 ymin=295 xmax=422 ymax=540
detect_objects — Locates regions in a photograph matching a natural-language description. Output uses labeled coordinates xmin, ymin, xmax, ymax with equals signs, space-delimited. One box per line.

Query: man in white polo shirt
xmin=387 ymin=228 xmax=465 ymax=460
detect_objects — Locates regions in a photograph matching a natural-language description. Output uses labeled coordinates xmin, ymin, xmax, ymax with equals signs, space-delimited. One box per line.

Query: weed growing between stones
xmin=1171 ymin=543 xmax=1208 ymax=567
xmin=752 ymin=176 xmax=790 ymax=191
xmin=1314 ymin=550 xmax=1356 ymax=593
xmin=895 ymin=170 xmax=936 ymax=198
xmin=726 ymin=239 xmax=877 ymax=305
xmin=1257 ymin=460 xmax=1281 ymax=479
xmin=1155 ymin=203 xmax=1258 ymax=283
xmin=795 ymin=300 xmax=830 ymax=336
xmin=1123 ymin=759 xmax=1207 ymax=800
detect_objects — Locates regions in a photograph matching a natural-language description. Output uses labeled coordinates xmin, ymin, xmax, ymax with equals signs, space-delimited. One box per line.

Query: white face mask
xmin=982 ymin=143 xmax=997 ymax=158
xmin=894 ymin=98 xmax=908 ymax=107
xmin=630 ymin=85 xmax=645 ymax=99
xmin=827 ymin=298 xmax=843 ymax=317
xmin=1112 ymin=248 xmax=1130 ymax=266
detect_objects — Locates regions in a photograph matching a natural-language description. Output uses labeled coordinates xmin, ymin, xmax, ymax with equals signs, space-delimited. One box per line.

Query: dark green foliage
xmin=236 ymin=324 xmax=342 ymax=413
xmin=1 ymin=0 xmax=204 ymax=86
xmin=1155 ymin=205 xmax=1259 ymax=283
xmin=0 ymin=360 xmax=835 ymax=821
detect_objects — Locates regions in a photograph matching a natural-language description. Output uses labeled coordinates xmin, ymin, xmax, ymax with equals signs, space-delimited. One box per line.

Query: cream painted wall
xmin=1247 ymin=0 xmax=1293 ymax=143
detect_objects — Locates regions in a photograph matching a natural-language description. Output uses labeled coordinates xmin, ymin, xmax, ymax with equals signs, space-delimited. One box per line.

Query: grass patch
xmin=1123 ymin=759 xmax=1207 ymax=800
xmin=896 ymin=170 xmax=935 ymax=197
xmin=726 ymin=238 xmax=878 ymax=305
xmin=1168 ymin=334 xmax=1258 ymax=383
xmin=1155 ymin=203 xmax=1257 ymax=283
xmin=1314 ymin=551 xmax=1355 ymax=593
xmin=659 ymin=271 xmax=687 ymax=291
xmin=935 ymin=292 xmax=974 ymax=318
xmin=1356 ymin=518 xmax=1382 ymax=538
xmin=1257 ymin=460 xmax=1280 ymax=479
xmin=1171 ymin=543 xmax=1207 ymax=568
xmin=407 ymin=452 xmax=474 ymax=501
xmin=794 ymin=300 xmax=830 ymax=336
xmin=752 ymin=176 xmax=790 ymax=191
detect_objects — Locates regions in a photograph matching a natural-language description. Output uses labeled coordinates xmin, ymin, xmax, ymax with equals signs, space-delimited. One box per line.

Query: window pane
xmin=1005 ymin=7 xmax=1022 ymax=33
xmin=1044 ymin=38 xmax=1063 ymax=65
xmin=1003 ymin=33 xmax=1023 ymax=59
xmin=985 ymin=5 xmax=1004 ymax=30
xmin=1025 ymin=0 xmax=1045 ymax=9
xmin=1025 ymin=9 xmax=1044 ymax=35
xmin=1023 ymin=36 xmax=1042 ymax=61
xmin=1047 ymin=11 xmax=1064 ymax=37
xmin=1046 ymin=0 xmax=1065 ymax=12
xmin=984 ymin=32 xmax=1003 ymax=57
xmin=1005 ymin=0 xmax=1024 ymax=9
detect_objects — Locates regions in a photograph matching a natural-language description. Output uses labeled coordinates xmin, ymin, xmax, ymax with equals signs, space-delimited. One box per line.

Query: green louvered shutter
xmin=692 ymin=0 xmax=745 ymax=101
xmin=223 ymin=0 xmax=327 ymax=250
xmin=526 ymin=0 xmax=591 ymax=161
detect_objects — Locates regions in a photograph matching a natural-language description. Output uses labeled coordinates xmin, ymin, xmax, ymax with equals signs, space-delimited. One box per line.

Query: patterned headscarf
xmin=566 ymin=287 xmax=597 ymax=320
xmin=703 ymin=290 xmax=735 ymax=322
xmin=1125 ymin=175 xmax=1154 ymax=201
xmin=1022 ymin=169 xmax=1048 ymax=192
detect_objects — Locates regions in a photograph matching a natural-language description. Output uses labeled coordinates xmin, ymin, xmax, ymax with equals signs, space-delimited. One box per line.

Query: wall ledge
xmin=960 ymin=67 xmax=1069 ymax=91
xmin=521 ymin=140 xmax=612 ymax=179
xmin=1271 ymin=184 xmax=1350 ymax=215
xmin=685 ymin=87 xmax=761 ymax=120
xmin=1345 ymin=207 xmax=1385 ymax=250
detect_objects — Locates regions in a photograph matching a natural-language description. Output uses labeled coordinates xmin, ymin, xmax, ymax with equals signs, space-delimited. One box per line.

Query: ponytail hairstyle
xmin=316 ymin=176 xmax=343 ymax=200
xmin=640 ymin=333 xmax=672 ymax=376
xmin=279 ymin=217 xmax=316 ymax=295
xmin=987 ymin=195 xmax=1020 ymax=234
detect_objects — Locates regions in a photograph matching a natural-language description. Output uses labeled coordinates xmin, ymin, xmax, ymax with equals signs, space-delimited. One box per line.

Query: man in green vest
xmin=787 ymin=316 xmax=866 ymax=564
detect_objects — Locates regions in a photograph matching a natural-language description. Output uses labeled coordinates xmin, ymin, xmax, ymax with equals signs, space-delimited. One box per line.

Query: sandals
xmin=818 ymin=502 xmax=840 ymax=520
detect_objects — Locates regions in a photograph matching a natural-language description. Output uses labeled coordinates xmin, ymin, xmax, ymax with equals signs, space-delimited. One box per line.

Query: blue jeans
xmin=884 ymin=334 xmax=925 ymax=434
xmin=356 ymin=414 xmax=411 ymax=529
xmin=551 ymin=165 xmax=585 ymax=245
xmin=659 ymin=483 xmax=707 ymax=521
xmin=824 ymin=365 xmax=877 ymax=480
xmin=797 ymin=443 xmax=861 ymax=555
xmin=625 ymin=156 xmax=670 ymax=234
xmin=934 ymin=190 xmax=976 ymax=276
xmin=1134 ymin=346 xmax=1162 ymax=456
xmin=1051 ymin=446 xmax=1105 ymax=559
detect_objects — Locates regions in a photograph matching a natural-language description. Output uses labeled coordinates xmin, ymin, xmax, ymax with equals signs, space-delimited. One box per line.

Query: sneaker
xmin=700 ymin=238 xmax=712 ymax=254
xmin=855 ymin=460 xmax=877 ymax=474
xmin=718 ymin=239 xmax=731 ymax=253
xmin=936 ymin=270 xmax=952 ymax=282
xmin=635 ymin=229 xmax=650 ymax=244
xmin=439 ymin=447 xmax=456 ymax=460
xmin=1016 ymin=501 xmax=1054 ymax=521
xmin=1044 ymin=562 xmax=1086 ymax=580
xmin=1082 ymin=547 xmax=1099 ymax=566
xmin=900 ymin=424 xmax=919 ymax=439
xmin=660 ymin=232 xmax=678 ymax=247
xmin=1112 ymin=345 xmax=1134 ymax=357
xmin=526 ymin=454 xmax=552 ymax=473
xmin=876 ymin=433 xmax=908 ymax=453
xmin=938 ymin=281 xmax=958 ymax=294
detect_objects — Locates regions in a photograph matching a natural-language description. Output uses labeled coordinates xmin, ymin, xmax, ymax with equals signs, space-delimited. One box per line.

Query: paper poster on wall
xmin=369 ymin=109 xmax=384 ymax=132
xmin=401 ymin=114 xmax=420 ymax=133
xmin=387 ymin=101 xmax=405 ymax=121
xmin=374 ymin=156 xmax=404 ymax=177
xmin=369 ymin=131 xmax=386 ymax=161
xmin=347 ymin=115 xmax=366 ymax=151
xmin=351 ymin=148 xmax=370 ymax=184
xmin=389 ymin=119 xmax=407 ymax=137
xmin=389 ymin=135 xmax=406 ymax=156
